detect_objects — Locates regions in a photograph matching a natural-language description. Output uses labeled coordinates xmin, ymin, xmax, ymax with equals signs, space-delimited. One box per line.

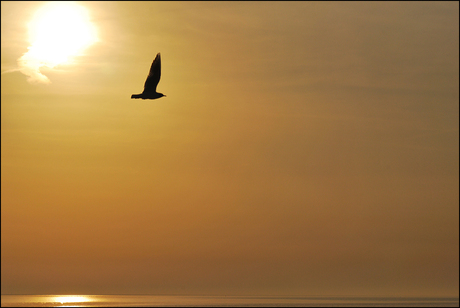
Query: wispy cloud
xmin=17 ymin=48 xmax=53 ymax=84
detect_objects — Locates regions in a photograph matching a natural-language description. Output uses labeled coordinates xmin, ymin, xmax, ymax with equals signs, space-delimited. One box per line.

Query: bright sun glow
xmin=54 ymin=296 xmax=90 ymax=304
xmin=18 ymin=1 xmax=98 ymax=83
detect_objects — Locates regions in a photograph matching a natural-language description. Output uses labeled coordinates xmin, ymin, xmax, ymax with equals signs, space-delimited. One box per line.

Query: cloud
xmin=17 ymin=48 xmax=53 ymax=84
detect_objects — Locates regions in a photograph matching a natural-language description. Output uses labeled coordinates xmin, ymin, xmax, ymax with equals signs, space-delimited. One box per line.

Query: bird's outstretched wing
xmin=143 ymin=53 xmax=161 ymax=93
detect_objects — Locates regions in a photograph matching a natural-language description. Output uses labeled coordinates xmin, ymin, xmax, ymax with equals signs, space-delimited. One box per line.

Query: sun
xmin=28 ymin=1 xmax=98 ymax=67
xmin=18 ymin=1 xmax=98 ymax=83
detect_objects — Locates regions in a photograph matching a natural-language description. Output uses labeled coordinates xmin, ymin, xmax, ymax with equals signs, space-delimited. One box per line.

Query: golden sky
xmin=1 ymin=1 xmax=459 ymax=296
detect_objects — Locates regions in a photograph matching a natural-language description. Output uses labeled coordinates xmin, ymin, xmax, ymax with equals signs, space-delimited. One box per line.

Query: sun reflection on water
xmin=53 ymin=295 xmax=90 ymax=305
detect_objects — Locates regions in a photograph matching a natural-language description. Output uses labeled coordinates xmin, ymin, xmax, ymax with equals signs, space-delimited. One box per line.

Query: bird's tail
xmin=131 ymin=94 xmax=142 ymax=99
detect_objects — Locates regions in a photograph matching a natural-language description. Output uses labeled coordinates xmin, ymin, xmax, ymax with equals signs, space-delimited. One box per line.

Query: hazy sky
xmin=1 ymin=1 xmax=458 ymax=297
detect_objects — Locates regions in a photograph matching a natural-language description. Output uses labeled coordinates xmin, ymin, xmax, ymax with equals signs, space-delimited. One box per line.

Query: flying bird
xmin=131 ymin=53 xmax=165 ymax=100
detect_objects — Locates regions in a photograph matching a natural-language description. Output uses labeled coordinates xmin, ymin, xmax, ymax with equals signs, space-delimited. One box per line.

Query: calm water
xmin=1 ymin=295 xmax=458 ymax=307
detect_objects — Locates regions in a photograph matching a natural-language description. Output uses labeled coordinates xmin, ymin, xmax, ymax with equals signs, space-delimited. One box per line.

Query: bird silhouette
xmin=131 ymin=53 xmax=165 ymax=100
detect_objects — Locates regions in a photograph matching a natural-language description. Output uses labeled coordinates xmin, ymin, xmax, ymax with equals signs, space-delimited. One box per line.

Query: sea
xmin=0 ymin=295 xmax=458 ymax=307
